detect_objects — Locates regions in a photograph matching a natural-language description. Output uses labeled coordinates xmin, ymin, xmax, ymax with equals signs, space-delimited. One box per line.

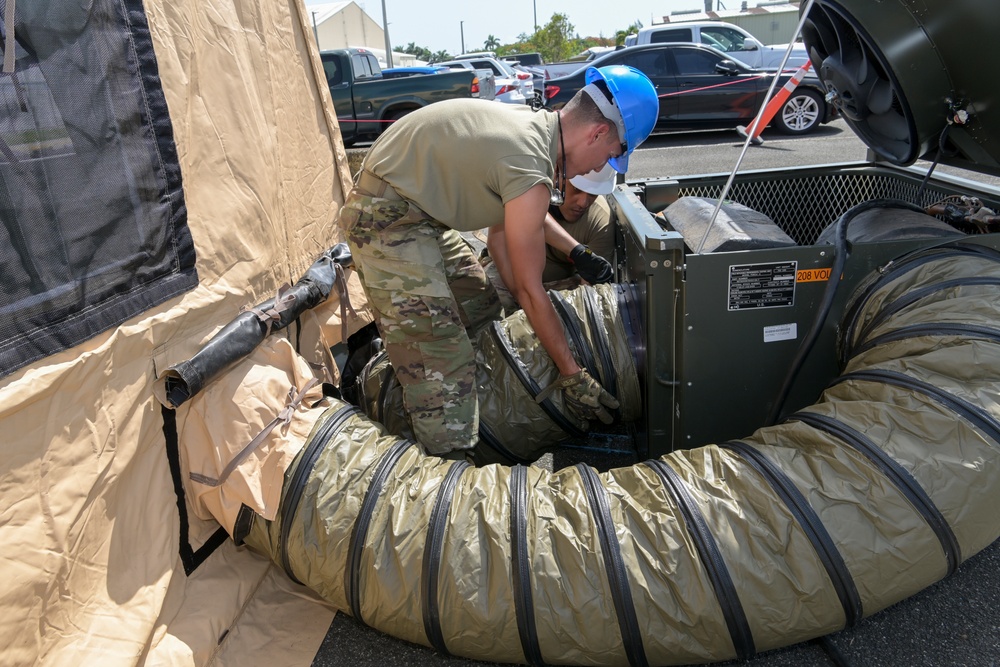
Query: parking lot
xmin=628 ymin=118 xmax=868 ymax=179
xmin=326 ymin=124 xmax=1000 ymax=667
xmin=630 ymin=118 xmax=1000 ymax=188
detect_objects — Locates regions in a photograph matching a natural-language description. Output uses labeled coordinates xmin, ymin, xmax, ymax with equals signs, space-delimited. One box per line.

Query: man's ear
xmin=590 ymin=121 xmax=610 ymax=145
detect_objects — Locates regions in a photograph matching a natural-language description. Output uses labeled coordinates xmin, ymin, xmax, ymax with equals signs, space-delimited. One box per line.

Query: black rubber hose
xmin=764 ymin=199 xmax=925 ymax=426
xmin=163 ymin=243 xmax=354 ymax=407
xmin=915 ymin=125 xmax=956 ymax=202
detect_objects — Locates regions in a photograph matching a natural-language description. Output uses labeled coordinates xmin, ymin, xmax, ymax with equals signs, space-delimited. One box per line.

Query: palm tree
xmin=484 ymin=34 xmax=501 ymax=51
xmin=614 ymin=21 xmax=643 ymax=47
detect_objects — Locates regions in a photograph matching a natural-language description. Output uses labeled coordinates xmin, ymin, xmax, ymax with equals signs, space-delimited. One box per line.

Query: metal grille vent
xmin=675 ymin=172 xmax=958 ymax=245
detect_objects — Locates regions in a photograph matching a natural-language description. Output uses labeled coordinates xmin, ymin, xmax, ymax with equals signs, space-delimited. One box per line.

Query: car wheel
xmin=382 ymin=108 xmax=414 ymax=134
xmin=774 ymin=88 xmax=823 ymax=134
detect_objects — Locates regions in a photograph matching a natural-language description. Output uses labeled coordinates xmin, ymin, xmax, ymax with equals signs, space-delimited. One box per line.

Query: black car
xmin=543 ymin=43 xmax=835 ymax=136
xmin=503 ymin=52 xmax=544 ymax=67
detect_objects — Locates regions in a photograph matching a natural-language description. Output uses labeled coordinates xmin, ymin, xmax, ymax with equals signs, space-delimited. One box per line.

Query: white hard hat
xmin=569 ymin=163 xmax=617 ymax=195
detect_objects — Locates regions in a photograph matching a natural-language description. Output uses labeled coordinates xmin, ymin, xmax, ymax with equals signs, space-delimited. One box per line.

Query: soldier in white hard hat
xmin=541 ymin=163 xmax=618 ymax=286
xmin=482 ymin=163 xmax=618 ymax=311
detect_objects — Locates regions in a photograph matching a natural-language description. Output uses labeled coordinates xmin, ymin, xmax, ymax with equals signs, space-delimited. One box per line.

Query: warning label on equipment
xmin=796 ymin=267 xmax=832 ymax=283
xmin=728 ymin=261 xmax=797 ymax=311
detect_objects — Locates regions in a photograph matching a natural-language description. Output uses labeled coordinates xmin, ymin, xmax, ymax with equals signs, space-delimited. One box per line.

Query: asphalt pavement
xmin=316 ymin=127 xmax=1000 ymax=667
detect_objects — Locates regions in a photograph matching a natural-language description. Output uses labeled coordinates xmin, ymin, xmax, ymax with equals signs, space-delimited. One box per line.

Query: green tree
xmin=505 ymin=35 xmax=538 ymax=56
xmin=614 ymin=21 xmax=644 ymax=47
xmin=394 ymin=42 xmax=433 ymax=62
xmin=525 ymin=13 xmax=580 ymax=63
xmin=430 ymin=49 xmax=453 ymax=63
xmin=484 ymin=34 xmax=500 ymax=51
xmin=495 ymin=15 xmax=647 ymax=63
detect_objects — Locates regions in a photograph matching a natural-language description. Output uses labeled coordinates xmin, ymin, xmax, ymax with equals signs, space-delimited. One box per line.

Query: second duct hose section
xmin=245 ymin=242 xmax=1000 ymax=665
xmin=354 ymin=283 xmax=644 ymax=465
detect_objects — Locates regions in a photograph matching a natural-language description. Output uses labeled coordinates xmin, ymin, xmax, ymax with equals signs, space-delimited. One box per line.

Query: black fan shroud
xmin=802 ymin=1 xmax=920 ymax=164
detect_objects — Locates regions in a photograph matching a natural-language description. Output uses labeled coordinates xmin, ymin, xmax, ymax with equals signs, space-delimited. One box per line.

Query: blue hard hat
xmin=584 ymin=65 xmax=659 ymax=173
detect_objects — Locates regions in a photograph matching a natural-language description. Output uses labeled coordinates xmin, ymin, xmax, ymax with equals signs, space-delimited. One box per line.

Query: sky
xmin=306 ymin=0 xmax=707 ymax=55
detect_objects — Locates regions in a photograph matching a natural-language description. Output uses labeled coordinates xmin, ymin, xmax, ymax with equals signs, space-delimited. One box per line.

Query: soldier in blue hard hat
xmin=339 ymin=65 xmax=659 ymax=458
xmin=580 ymin=65 xmax=659 ymax=173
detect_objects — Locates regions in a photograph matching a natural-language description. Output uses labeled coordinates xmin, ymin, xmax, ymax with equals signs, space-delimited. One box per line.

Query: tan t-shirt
xmin=362 ymin=99 xmax=559 ymax=232
xmin=542 ymin=196 xmax=614 ymax=283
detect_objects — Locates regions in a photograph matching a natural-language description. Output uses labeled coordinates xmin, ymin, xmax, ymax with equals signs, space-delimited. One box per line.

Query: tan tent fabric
xmin=0 ymin=0 xmax=359 ymax=665
xmin=176 ymin=336 xmax=329 ymax=532
xmin=144 ymin=547 xmax=334 ymax=666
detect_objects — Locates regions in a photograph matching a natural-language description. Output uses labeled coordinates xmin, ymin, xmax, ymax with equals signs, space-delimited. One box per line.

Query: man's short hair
xmin=566 ymin=83 xmax=615 ymax=130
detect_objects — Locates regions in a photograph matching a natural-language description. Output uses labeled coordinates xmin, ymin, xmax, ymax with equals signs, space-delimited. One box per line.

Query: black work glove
xmin=535 ymin=369 xmax=619 ymax=425
xmin=569 ymin=244 xmax=613 ymax=284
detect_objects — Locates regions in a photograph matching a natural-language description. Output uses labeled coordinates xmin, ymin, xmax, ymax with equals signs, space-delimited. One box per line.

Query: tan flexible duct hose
xmin=244 ymin=240 xmax=1000 ymax=665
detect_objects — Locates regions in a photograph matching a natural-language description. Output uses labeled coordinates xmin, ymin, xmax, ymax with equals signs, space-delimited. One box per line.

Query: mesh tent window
xmin=0 ymin=0 xmax=196 ymax=378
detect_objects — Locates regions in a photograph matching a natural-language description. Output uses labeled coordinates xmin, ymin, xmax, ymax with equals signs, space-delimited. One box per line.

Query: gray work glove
xmin=535 ymin=369 xmax=619 ymax=424
xmin=569 ymin=244 xmax=614 ymax=284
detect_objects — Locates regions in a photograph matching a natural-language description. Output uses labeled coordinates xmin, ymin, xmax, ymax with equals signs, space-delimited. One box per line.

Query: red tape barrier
xmin=338 ymin=70 xmax=797 ymax=125
xmin=657 ymin=73 xmax=772 ymax=98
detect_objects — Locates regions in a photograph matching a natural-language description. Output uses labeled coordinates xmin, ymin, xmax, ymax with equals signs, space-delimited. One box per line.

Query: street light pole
xmin=460 ymin=21 xmax=465 ymax=55
xmin=533 ymin=0 xmax=537 ymax=32
xmin=381 ymin=0 xmax=393 ymax=68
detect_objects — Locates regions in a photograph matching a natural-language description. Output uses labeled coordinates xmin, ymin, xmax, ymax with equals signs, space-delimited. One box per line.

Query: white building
xmin=305 ymin=1 xmax=420 ymax=67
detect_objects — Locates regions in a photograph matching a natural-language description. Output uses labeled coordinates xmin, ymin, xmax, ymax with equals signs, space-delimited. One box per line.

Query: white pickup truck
xmin=625 ymin=20 xmax=809 ymax=70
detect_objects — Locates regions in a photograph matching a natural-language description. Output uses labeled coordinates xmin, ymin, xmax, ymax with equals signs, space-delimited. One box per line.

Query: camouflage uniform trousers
xmin=339 ymin=189 xmax=502 ymax=454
